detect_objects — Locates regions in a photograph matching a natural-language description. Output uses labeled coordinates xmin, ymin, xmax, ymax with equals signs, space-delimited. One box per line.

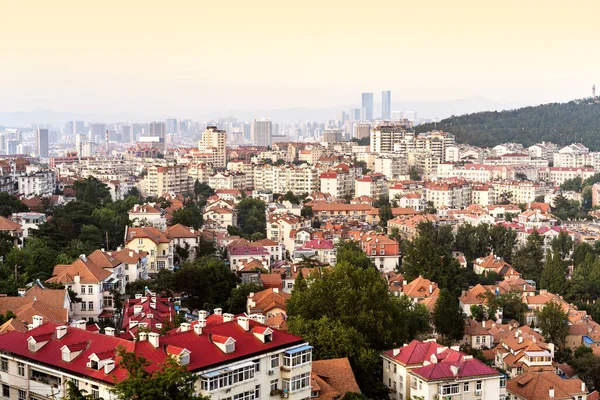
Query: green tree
xmin=433 ymin=288 xmax=465 ymax=342
xmin=551 ymin=231 xmax=574 ymax=262
xmin=0 ymin=192 xmax=29 ymax=217
xmin=65 ymin=380 xmax=98 ymax=400
xmin=226 ymin=283 xmax=263 ymax=314
xmin=171 ymin=207 xmax=203 ymax=229
xmin=470 ymin=305 xmax=486 ymax=322
xmin=173 ymin=257 xmax=239 ymax=310
xmin=74 ymin=177 xmax=112 ymax=205
xmin=409 ymin=166 xmax=421 ymax=181
xmin=301 ymin=205 xmax=313 ymax=218
xmin=287 ymin=259 xmax=430 ymax=399
xmin=378 ymin=204 xmax=393 ymax=229
xmin=335 ymin=240 xmax=373 ymax=269
xmin=112 ymin=346 xmax=205 ymax=400
xmin=236 ymin=197 xmax=267 ymax=238
xmin=537 ymin=301 xmax=570 ymax=349
xmin=512 ymin=230 xmax=545 ymax=284
xmin=540 ymin=250 xmax=569 ymax=296
xmin=561 ymin=177 xmax=583 ymax=192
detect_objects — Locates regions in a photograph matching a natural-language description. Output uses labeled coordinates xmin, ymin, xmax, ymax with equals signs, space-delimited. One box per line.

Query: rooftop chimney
xmin=549 ymin=386 xmax=554 ymax=398
xmin=392 ymin=348 xmax=400 ymax=356
xmin=148 ymin=332 xmax=160 ymax=348
xmin=75 ymin=320 xmax=86 ymax=330
xmin=32 ymin=315 xmax=44 ymax=328
xmin=56 ymin=326 xmax=67 ymax=339
xmin=79 ymin=254 xmax=87 ymax=262
xmin=237 ymin=316 xmax=250 ymax=331
xmin=180 ymin=323 xmax=191 ymax=332
xmin=213 ymin=308 xmax=222 ymax=316
xmin=104 ymin=327 xmax=115 ymax=337
xmin=223 ymin=313 xmax=235 ymax=322
xmin=518 ymin=336 xmax=523 ymax=344
xmin=104 ymin=360 xmax=115 ymax=374
xmin=138 ymin=332 xmax=148 ymax=341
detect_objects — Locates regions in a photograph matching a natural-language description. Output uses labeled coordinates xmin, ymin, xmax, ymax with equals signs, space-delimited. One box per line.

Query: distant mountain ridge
xmin=0 ymin=97 xmax=522 ymax=127
xmin=415 ymin=98 xmax=600 ymax=150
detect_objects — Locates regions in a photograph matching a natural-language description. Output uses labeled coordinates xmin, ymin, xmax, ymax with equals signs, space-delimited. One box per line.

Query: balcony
xmin=30 ymin=369 xmax=61 ymax=397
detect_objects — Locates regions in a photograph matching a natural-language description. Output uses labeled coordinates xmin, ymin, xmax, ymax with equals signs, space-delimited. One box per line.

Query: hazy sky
xmin=2 ymin=0 xmax=599 ymax=117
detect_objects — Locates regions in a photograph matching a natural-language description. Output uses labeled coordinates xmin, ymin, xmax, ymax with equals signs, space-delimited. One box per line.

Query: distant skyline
xmin=1 ymin=0 xmax=599 ymax=118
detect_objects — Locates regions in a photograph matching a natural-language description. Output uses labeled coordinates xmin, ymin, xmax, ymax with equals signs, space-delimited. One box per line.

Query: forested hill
xmin=415 ymin=98 xmax=600 ymax=149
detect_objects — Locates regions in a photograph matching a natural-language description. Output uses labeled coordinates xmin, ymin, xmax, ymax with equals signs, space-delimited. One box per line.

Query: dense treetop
xmin=416 ymin=98 xmax=600 ymax=149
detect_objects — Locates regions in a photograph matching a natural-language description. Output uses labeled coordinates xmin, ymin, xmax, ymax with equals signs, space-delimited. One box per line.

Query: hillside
xmin=415 ymin=98 xmax=600 ymax=150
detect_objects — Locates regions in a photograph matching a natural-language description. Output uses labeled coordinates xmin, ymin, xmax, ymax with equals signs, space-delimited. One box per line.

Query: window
xmin=476 ymin=380 xmax=482 ymax=391
xmin=290 ymin=372 xmax=310 ymax=392
xmin=255 ymin=385 xmax=260 ymax=399
xmin=28 ymin=341 xmax=36 ymax=352
xmin=91 ymin=385 xmax=100 ymax=399
xmin=380 ymin=250 xmax=385 ymax=255
xmin=441 ymin=384 xmax=460 ymax=395
xmin=138 ymin=239 xmax=143 ymax=245
xmin=253 ymin=360 xmax=260 ymax=372
xmin=270 ymin=354 xmax=280 ymax=369
xmin=283 ymin=349 xmax=312 ymax=368
xmin=464 ymin=382 xmax=470 ymax=392
xmin=19 ymin=390 xmax=26 ymax=400
xmin=270 ymin=379 xmax=279 ymax=392
xmin=17 ymin=362 xmax=24 ymax=376
xmin=2 ymin=384 xmax=9 ymax=398
xmin=0 ymin=358 xmax=7 ymax=372
xmin=81 ymin=302 xmax=87 ymax=311
xmin=500 ymin=376 xmax=506 ymax=388
xmin=88 ymin=301 xmax=94 ymax=311
xmin=157 ymin=261 xmax=166 ymax=270
xmin=200 ymin=364 xmax=256 ymax=391
xmin=88 ymin=285 xmax=93 ymax=294
xmin=81 ymin=286 xmax=86 ymax=294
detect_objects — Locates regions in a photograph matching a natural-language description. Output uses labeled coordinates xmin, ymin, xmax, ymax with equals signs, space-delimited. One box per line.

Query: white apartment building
xmin=373 ymin=155 xmax=408 ymax=180
xmin=198 ymin=126 xmax=227 ymax=167
xmin=128 ymin=203 xmax=167 ymax=230
xmin=267 ymin=213 xmax=311 ymax=254
xmin=254 ymin=164 xmax=320 ymax=195
xmin=319 ymin=169 xmax=354 ymax=199
xmin=489 ymin=181 xmax=551 ymax=204
xmin=424 ymin=181 xmax=473 ymax=209
xmin=0 ymin=314 xmax=313 ymax=400
xmin=143 ymin=164 xmax=191 ymax=197
xmin=355 ymin=173 xmax=387 ymax=199
xmin=208 ymin=171 xmax=246 ymax=190
xmin=227 ymin=160 xmax=255 ymax=189
xmin=252 ymin=118 xmax=272 ymax=147
xmin=17 ymin=170 xmax=56 ymax=197
xmin=538 ymin=167 xmax=596 ymax=185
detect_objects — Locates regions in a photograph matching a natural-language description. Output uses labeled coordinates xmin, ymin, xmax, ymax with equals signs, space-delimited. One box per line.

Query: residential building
xmin=198 ymin=126 xmax=227 ymax=167
xmin=143 ymin=165 xmax=191 ymax=197
xmin=352 ymin=231 xmax=400 ymax=272
xmin=121 ymin=294 xmax=176 ymax=338
xmin=423 ymin=180 xmax=472 ymax=210
xmin=355 ymin=173 xmax=387 ymax=198
xmin=252 ymin=118 xmax=272 ymax=147
xmin=105 ymin=248 xmax=148 ymax=283
xmin=167 ymin=224 xmax=202 ymax=261
xmin=247 ymin=288 xmax=290 ymax=318
xmin=293 ymin=239 xmax=337 ymax=266
xmin=311 ymin=202 xmax=373 ymax=222
xmin=0 ymin=315 xmax=312 ymax=400
xmin=311 ymin=358 xmax=361 ymax=399
xmin=472 ymin=254 xmax=521 ymax=279
xmin=507 ymin=371 xmax=588 ymax=400
xmin=0 ymin=286 xmax=70 ymax=333
xmin=124 ymin=226 xmax=173 ymax=274
xmin=208 ymin=171 xmax=246 ymax=190
xmin=17 ymin=170 xmax=56 ymax=197
xmin=46 ymin=255 xmax=114 ymax=322
xmin=382 ymin=339 xmax=504 ymax=400
xmin=128 ymin=203 xmax=167 ymax=229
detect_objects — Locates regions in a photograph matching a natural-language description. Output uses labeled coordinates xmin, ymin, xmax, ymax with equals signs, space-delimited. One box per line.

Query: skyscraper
xmin=91 ymin=123 xmax=106 ymax=137
xmin=382 ymin=90 xmax=391 ymax=120
xmin=69 ymin=121 xmax=85 ymax=135
xmin=149 ymin=122 xmax=166 ymax=138
xmin=251 ymin=118 xmax=272 ymax=147
xmin=361 ymin=93 xmax=373 ymax=121
xmin=121 ymin=125 xmax=131 ymax=142
xmin=36 ymin=129 xmax=49 ymax=158
xmin=199 ymin=126 xmax=227 ymax=167
xmin=166 ymin=118 xmax=179 ymax=134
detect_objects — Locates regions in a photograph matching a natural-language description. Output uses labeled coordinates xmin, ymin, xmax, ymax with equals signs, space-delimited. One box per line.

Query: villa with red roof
xmin=293 ymin=239 xmax=337 ymax=266
xmin=472 ymin=253 xmax=521 ymax=279
xmin=0 ymin=313 xmax=312 ymax=400
xmin=382 ymin=339 xmax=504 ymax=400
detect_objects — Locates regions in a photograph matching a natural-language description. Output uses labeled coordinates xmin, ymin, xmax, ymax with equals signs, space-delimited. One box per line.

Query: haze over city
xmin=2 ymin=0 xmax=600 ymax=121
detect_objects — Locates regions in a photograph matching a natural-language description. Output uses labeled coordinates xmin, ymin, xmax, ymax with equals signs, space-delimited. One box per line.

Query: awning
xmin=200 ymin=370 xmax=220 ymax=378
xmin=99 ymin=311 xmax=113 ymax=318
xmin=285 ymin=345 xmax=313 ymax=355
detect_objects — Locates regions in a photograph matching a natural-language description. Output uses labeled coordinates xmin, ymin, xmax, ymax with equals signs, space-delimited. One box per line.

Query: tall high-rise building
xmin=36 ymin=129 xmax=49 ymax=158
xmin=121 ymin=125 xmax=131 ymax=142
xmin=69 ymin=121 xmax=85 ymax=134
xmin=149 ymin=122 xmax=166 ymax=138
xmin=382 ymin=90 xmax=391 ymax=120
xmin=198 ymin=126 xmax=227 ymax=167
xmin=91 ymin=123 xmax=106 ymax=137
xmin=166 ymin=118 xmax=179 ymax=134
xmin=251 ymin=118 xmax=272 ymax=147
xmin=361 ymin=93 xmax=373 ymax=121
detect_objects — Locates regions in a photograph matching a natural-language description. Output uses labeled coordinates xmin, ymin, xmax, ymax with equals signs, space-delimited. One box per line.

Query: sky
xmin=1 ymin=0 xmax=600 ymax=118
